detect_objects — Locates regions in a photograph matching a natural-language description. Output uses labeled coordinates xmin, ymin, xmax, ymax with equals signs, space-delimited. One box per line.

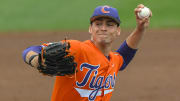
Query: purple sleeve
xmin=116 ymin=41 xmax=137 ymax=71
xmin=22 ymin=46 xmax=42 ymax=63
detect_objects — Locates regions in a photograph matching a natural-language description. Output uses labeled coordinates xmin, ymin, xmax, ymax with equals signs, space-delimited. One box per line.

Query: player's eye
xmin=95 ymin=22 xmax=102 ymax=26
xmin=107 ymin=22 xmax=115 ymax=26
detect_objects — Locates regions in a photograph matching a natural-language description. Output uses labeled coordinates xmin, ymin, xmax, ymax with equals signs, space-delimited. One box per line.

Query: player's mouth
xmin=97 ymin=33 xmax=108 ymax=36
xmin=98 ymin=34 xmax=108 ymax=38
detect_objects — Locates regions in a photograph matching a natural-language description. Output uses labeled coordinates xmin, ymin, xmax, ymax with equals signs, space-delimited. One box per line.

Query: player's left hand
xmin=37 ymin=42 xmax=77 ymax=76
xmin=134 ymin=4 xmax=152 ymax=31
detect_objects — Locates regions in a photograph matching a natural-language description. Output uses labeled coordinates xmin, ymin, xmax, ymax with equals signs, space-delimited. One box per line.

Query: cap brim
xmin=90 ymin=15 xmax=120 ymax=25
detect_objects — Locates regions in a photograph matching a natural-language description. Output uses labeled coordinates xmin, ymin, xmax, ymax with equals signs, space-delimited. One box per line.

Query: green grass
xmin=0 ymin=0 xmax=179 ymax=31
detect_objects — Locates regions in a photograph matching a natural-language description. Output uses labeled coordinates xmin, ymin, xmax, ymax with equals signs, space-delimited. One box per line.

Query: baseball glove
xmin=37 ymin=42 xmax=77 ymax=76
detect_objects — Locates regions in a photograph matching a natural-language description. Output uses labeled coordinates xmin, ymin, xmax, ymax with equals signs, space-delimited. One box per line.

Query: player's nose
xmin=100 ymin=24 xmax=107 ymax=31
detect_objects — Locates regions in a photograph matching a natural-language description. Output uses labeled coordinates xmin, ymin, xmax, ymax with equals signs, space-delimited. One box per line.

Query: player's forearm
xmin=126 ymin=27 xmax=145 ymax=49
xmin=127 ymin=4 xmax=151 ymax=49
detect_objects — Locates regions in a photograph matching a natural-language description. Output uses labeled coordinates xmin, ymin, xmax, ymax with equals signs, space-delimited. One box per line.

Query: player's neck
xmin=91 ymin=40 xmax=112 ymax=56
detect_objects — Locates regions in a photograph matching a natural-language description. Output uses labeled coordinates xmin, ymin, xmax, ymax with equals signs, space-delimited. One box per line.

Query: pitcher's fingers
xmin=137 ymin=4 xmax=144 ymax=8
xmin=134 ymin=8 xmax=141 ymax=19
xmin=149 ymin=11 xmax=153 ymax=17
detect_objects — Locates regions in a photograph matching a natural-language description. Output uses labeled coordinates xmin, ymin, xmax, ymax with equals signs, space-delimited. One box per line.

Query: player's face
xmin=89 ymin=17 xmax=120 ymax=45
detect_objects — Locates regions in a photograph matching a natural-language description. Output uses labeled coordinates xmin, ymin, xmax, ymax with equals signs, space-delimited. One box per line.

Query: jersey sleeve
xmin=116 ymin=40 xmax=137 ymax=71
xmin=66 ymin=40 xmax=82 ymax=62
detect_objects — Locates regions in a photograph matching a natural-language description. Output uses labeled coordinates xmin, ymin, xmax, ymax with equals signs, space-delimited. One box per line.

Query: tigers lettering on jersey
xmin=75 ymin=63 xmax=116 ymax=100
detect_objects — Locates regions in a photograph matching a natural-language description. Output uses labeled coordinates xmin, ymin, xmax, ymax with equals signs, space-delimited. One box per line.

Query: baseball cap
xmin=90 ymin=5 xmax=121 ymax=25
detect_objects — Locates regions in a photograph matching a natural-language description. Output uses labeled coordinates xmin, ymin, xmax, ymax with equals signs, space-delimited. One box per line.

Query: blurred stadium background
xmin=0 ymin=0 xmax=179 ymax=101
xmin=0 ymin=0 xmax=179 ymax=31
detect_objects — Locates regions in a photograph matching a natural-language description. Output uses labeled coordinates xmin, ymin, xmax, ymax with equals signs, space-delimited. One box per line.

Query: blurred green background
xmin=0 ymin=0 xmax=179 ymax=31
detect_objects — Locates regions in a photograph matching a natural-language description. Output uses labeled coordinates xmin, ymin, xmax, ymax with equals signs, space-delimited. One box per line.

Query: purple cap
xmin=90 ymin=5 xmax=121 ymax=25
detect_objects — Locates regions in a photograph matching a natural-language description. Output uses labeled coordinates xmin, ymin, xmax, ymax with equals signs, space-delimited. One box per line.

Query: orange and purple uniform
xmin=51 ymin=40 xmax=123 ymax=101
xmin=22 ymin=39 xmax=137 ymax=101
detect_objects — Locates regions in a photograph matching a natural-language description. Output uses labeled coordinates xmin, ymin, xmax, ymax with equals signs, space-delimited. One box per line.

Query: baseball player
xmin=22 ymin=4 xmax=152 ymax=101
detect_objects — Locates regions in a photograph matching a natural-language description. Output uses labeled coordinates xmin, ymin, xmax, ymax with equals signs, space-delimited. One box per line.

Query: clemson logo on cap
xmin=101 ymin=5 xmax=110 ymax=13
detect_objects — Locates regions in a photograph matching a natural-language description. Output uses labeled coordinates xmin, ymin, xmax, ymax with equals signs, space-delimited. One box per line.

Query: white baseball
xmin=138 ymin=7 xmax=151 ymax=19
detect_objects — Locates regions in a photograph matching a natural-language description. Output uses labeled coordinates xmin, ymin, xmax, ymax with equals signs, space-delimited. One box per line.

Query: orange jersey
xmin=51 ymin=40 xmax=124 ymax=101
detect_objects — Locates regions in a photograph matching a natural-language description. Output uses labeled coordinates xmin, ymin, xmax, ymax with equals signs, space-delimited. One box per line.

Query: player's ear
xmin=89 ymin=25 xmax=92 ymax=34
xmin=117 ymin=27 xmax=121 ymax=36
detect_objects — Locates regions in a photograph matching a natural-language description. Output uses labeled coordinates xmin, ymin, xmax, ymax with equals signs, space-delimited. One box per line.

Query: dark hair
xmin=90 ymin=17 xmax=120 ymax=26
xmin=90 ymin=21 xmax=119 ymax=27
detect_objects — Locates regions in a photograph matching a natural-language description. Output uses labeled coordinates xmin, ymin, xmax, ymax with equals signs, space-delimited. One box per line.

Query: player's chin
xmin=98 ymin=39 xmax=112 ymax=45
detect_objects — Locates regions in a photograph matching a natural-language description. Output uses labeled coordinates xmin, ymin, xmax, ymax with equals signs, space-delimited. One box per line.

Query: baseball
xmin=138 ymin=7 xmax=151 ymax=19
